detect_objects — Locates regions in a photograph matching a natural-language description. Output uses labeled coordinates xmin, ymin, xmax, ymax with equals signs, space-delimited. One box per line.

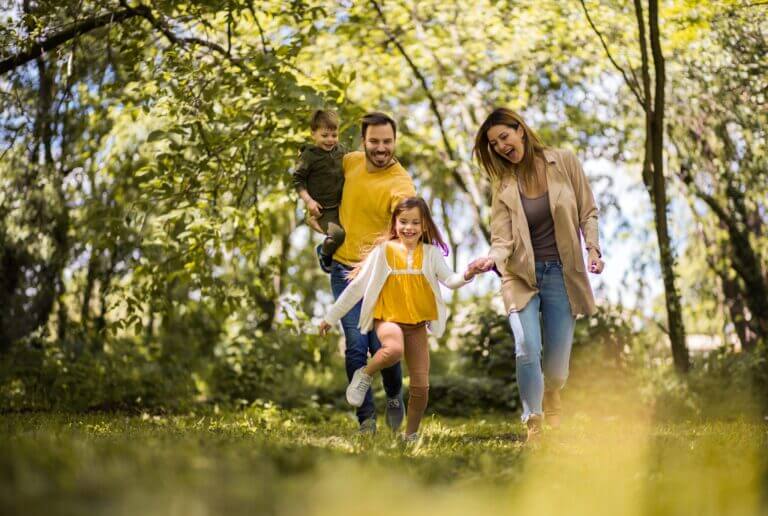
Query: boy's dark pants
xmin=315 ymin=207 xmax=346 ymax=257
xmin=329 ymin=261 xmax=403 ymax=424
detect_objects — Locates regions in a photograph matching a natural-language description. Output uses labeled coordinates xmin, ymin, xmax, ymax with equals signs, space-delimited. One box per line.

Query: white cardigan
xmin=323 ymin=242 xmax=472 ymax=338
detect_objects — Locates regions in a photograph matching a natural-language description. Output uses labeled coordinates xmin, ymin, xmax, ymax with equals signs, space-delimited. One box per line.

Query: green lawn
xmin=1 ymin=406 xmax=766 ymax=516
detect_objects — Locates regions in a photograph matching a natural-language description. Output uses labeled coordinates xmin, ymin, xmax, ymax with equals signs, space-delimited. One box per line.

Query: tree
xmin=668 ymin=4 xmax=768 ymax=351
xmin=580 ymin=0 xmax=689 ymax=372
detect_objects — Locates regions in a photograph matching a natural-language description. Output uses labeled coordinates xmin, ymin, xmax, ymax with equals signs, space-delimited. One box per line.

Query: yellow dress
xmin=373 ymin=241 xmax=438 ymax=324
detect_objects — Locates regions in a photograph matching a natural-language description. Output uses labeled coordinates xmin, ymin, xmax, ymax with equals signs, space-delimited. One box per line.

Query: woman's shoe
xmin=526 ymin=414 xmax=543 ymax=444
xmin=543 ymin=389 xmax=562 ymax=428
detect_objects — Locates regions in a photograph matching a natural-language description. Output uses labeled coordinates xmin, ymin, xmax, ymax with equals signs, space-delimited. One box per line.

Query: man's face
xmin=363 ymin=124 xmax=396 ymax=169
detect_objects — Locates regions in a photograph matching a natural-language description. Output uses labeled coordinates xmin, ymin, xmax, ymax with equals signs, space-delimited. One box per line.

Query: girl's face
xmin=487 ymin=123 xmax=525 ymax=164
xmin=395 ymin=207 xmax=423 ymax=245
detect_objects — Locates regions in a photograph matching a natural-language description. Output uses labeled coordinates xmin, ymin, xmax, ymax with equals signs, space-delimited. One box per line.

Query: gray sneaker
xmin=346 ymin=367 xmax=372 ymax=407
xmin=358 ymin=417 xmax=377 ymax=435
xmin=401 ymin=432 xmax=421 ymax=449
xmin=385 ymin=392 xmax=405 ymax=431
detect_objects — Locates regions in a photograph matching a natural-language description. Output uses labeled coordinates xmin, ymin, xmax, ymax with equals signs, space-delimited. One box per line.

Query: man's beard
xmin=365 ymin=147 xmax=393 ymax=168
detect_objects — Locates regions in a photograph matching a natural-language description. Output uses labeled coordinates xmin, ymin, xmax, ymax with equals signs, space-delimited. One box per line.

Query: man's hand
xmin=319 ymin=320 xmax=332 ymax=336
xmin=307 ymin=216 xmax=323 ymax=233
xmin=306 ymin=198 xmax=322 ymax=218
xmin=588 ymin=248 xmax=604 ymax=274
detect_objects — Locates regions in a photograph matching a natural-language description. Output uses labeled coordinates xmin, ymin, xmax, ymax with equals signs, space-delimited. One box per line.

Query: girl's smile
xmin=395 ymin=207 xmax=423 ymax=247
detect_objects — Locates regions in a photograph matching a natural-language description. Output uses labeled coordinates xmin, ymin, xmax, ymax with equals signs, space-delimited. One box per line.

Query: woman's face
xmin=487 ymin=123 xmax=525 ymax=164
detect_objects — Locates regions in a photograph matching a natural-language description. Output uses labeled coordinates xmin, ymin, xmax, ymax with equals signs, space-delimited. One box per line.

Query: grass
xmin=1 ymin=403 xmax=766 ymax=516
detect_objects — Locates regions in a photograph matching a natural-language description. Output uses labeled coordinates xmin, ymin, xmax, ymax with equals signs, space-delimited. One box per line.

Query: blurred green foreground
xmin=2 ymin=406 xmax=766 ymax=516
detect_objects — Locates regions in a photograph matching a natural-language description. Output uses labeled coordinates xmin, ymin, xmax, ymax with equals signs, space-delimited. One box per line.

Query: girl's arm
xmin=432 ymin=247 xmax=474 ymax=290
xmin=322 ymin=246 xmax=380 ymax=326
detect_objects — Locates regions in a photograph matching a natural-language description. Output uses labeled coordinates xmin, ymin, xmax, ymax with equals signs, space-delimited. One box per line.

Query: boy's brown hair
xmin=310 ymin=109 xmax=339 ymax=131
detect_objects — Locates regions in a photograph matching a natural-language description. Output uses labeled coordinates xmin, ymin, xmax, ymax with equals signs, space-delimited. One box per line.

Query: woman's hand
xmin=319 ymin=320 xmax=332 ymax=336
xmin=469 ymin=257 xmax=495 ymax=273
xmin=588 ymin=248 xmax=604 ymax=274
xmin=464 ymin=257 xmax=496 ymax=280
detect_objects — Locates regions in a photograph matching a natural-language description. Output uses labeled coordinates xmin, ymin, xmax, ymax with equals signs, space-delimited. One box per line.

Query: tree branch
xmin=578 ymin=0 xmax=646 ymax=108
xmin=369 ymin=0 xmax=490 ymax=243
xmin=119 ymin=1 xmax=236 ymax=63
xmin=0 ymin=6 xmax=150 ymax=75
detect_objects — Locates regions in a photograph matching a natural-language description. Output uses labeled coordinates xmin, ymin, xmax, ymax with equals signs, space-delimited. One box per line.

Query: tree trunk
xmin=637 ymin=0 xmax=689 ymax=372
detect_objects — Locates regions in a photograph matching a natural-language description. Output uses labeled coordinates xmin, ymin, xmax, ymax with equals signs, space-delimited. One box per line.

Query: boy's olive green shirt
xmin=292 ymin=144 xmax=346 ymax=208
xmin=333 ymin=152 xmax=416 ymax=266
xmin=489 ymin=148 xmax=601 ymax=317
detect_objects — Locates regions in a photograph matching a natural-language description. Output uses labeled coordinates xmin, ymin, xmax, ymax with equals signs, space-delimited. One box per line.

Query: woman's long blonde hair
xmin=346 ymin=197 xmax=448 ymax=280
xmin=473 ymin=108 xmax=547 ymax=193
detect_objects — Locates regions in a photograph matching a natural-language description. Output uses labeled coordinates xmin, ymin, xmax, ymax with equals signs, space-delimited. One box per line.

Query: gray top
xmin=520 ymin=190 xmax=560 ymax=262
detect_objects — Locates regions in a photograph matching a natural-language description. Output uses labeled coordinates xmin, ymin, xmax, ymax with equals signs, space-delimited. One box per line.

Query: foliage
xmin=0 ymin=325 xmax=340 ymax=412
xmin=642 ymin=347 xmax=768 ymax=422
xmin=0 ymin=0 xmax=766 ymax=414
xmin=428 ymin=374 xmax=518 ymax=415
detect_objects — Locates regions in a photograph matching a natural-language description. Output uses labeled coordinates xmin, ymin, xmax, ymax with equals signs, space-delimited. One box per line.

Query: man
xmin=330 ymin=112 xmax=416 ymax=434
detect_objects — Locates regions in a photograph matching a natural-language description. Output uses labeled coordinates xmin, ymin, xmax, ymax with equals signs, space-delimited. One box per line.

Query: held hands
xmin=468 ymin=257 xmax=495 ymax=273
xmin=318 ymin=320 xmax=332 ymax=336
xmin=464 ymin=257 xmax=495 ymax=280
xmin=588 ymin=248 xmax=605 ymax=274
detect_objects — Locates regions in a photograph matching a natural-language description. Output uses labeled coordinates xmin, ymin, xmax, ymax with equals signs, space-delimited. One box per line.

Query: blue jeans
xmin=508 ymin=261 xmax=576 ymax=422
xmin=330 ymin=260 xmax=403 ymax=423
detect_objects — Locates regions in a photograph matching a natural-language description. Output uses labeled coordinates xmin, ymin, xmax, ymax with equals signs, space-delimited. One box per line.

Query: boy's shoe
xmin=358 ymin=417 xmax=377 ymax=435
xmin=316 ymin=245 xmax=332 ymax=274
xmin=346 ymin=367 xmax=373 ymax=407
xmin=543 ymin=389 xmax=562 ymax=429
xmin=401 ymin=432 xmax=421 ymax=447
xmin=525 ymin=414 xmax=543 ymax=445
xmin=385 ymin=393 xmax=405 ymax=431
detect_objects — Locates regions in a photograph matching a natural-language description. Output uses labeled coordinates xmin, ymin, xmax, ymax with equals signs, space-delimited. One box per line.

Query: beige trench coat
xmin=488 ymin=148 xmax=600 ymax=317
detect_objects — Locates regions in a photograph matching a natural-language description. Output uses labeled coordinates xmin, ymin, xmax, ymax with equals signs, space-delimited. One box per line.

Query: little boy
xmin=292 ymin=109 xmax=346 ymax=273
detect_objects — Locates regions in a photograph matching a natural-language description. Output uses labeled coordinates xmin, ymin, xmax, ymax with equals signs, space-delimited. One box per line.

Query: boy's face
xmin=311 ymin=126 xmax=339 ymax=151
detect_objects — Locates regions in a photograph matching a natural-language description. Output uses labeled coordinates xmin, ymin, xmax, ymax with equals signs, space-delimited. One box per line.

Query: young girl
xmin=319 ymin=197 xmax=487 ymax=442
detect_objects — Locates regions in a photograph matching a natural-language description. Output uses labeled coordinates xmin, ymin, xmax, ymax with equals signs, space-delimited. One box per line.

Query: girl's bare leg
xmin=364 ymin=321 xmax=404 ymax=376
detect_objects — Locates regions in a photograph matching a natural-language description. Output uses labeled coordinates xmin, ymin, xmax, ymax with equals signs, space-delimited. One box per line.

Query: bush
xmin=0 ymin=337 xmax=197 ymax=412
xmin=210 ymin=329 xmax=339 ymax=407
xmin=426 ymin=375 xmax=518 ymax=416
xmin=649 ymin=347 xmax=768 ymax=421
xmin=0 ymin=324 xmax=340 ymax=413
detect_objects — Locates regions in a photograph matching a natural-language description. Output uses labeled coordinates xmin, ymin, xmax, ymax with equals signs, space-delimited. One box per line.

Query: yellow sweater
xmin=373 ymin=242 xmax=438 ymax=324
xmin=333 ymin=152 xmax=416 ymax=265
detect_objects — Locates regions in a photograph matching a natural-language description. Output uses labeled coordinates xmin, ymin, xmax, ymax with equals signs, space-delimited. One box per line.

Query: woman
xmin=471 ymin=108 xmax=604 ymax=443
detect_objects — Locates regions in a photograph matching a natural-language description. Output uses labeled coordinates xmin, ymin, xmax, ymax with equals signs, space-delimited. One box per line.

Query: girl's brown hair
xmin=347 ymin=197 xmax=448 ymax=279
xmin=473 ymin=108 xmax=547 ymax=193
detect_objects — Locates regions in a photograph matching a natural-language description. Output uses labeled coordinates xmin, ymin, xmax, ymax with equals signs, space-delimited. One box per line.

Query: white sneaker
xmin=401 ymin=432 xmax=422 ymax=449
xmin=346 ymin=367 xmax=373 ymax=407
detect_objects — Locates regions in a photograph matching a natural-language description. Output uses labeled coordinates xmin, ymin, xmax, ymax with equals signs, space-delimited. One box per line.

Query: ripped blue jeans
xmin=508 ymin=261 xmax=576 ymax=423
